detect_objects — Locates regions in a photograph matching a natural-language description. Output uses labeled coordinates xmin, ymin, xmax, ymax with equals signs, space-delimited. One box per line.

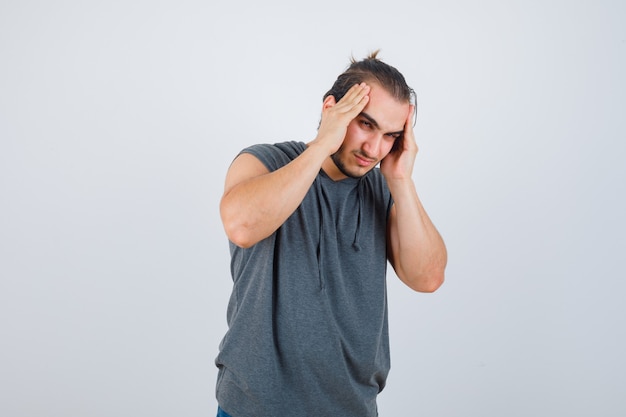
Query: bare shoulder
xmin=223 ymin=152 xmax=270 ymax=194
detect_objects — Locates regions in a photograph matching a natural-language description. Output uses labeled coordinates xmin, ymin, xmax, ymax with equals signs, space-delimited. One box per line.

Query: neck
xmin=321 ymin=156 xmax=347 ymax=181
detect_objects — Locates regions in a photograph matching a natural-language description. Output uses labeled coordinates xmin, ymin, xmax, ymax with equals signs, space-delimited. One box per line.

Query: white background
xmin=1 ymin=1 xmax=625 ymax=416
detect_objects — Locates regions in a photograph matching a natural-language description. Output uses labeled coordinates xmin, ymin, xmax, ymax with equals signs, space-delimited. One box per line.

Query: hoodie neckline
xmin=319 ymin=168 xmax=361 ymax=185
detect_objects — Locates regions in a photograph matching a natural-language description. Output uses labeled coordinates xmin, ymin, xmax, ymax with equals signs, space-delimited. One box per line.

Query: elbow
xmin=220 ymin=203 xmax=256 ymax=249
xmin=413 ymin=249 xmax=447 ymax=293
xmin=415 ymin=271 xmax=445 ymax=293
xmin=225 ymin=227 xmax=254 ymax=249
xmin=222 ymin=218 xmax=257 ymax=249
xmin=401 ymin=267 xmax=445 ymax=293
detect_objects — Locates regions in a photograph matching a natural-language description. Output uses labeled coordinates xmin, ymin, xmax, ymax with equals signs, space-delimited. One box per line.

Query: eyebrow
xmin=359 ymin=112 xmax=405 ymax=136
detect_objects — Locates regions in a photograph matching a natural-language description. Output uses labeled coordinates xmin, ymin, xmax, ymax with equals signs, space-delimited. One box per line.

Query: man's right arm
xmin=219 ymin=82 xmax=371 ymax=248
xmin=220 ymin=143 xmax=331 ymax=248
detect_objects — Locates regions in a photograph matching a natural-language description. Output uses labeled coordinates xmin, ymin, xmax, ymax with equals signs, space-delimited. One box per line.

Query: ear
xmin=322 ymin=95 xmax=337 ymax=110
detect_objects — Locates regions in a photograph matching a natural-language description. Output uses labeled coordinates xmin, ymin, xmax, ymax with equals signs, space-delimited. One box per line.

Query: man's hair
xmin=323 ymin=50 xmax=415 ymax=106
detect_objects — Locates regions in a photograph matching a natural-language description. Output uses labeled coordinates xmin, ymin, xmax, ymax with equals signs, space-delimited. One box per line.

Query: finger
xmin=341 ymin=92 xmax=369 ymax=120
xmin=337 ymin=83 xmax=370 ymax=110
xmin=405 ymin=104 xmax=415 ymax=129
xmin=404 ymin=104 xmax=418 ymax=154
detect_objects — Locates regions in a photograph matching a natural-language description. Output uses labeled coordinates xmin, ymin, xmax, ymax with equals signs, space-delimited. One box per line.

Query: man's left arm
xmin=381 ymin=105 xmax=447 ymax=292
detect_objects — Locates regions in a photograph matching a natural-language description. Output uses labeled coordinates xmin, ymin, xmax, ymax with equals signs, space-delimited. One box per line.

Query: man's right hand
xmin=311 ymin=83 xmax=371 ymax=155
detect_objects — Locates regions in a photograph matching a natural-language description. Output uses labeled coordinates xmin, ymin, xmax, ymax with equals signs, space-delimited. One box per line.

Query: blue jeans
xmin=217 ymin=406 xmax=232 ymax=417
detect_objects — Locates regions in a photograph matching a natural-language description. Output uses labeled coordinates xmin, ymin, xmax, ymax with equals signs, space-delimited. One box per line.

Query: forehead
xmin=362 ymin=83 xmax=409 ymax=131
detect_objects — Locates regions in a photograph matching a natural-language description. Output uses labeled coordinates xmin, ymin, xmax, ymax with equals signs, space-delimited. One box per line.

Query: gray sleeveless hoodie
xmin=215 ymin=141 xmax=393 ymax=417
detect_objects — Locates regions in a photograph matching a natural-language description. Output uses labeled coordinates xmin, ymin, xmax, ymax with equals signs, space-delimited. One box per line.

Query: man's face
xmin=330 ymin=83 xmax=410 ymax=179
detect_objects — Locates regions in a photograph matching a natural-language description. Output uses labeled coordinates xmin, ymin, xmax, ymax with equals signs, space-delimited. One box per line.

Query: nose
xmin=362 ymin=133 xmax=383 ymax=158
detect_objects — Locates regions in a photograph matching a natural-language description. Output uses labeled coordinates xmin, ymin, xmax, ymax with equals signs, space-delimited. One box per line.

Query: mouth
xmin=354 ymin=153 xmax=375 ymax=167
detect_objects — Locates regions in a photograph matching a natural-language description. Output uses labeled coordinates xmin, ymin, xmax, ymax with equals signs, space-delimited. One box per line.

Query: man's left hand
xmin=380 ymin=104 xmax=417 ymax=181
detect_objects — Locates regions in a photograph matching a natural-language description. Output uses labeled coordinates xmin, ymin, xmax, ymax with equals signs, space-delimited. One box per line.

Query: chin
xmin=331 ymin=153 xmax=361 ymax=178
xmin=342 ymin=164 xmax=371 ymax=179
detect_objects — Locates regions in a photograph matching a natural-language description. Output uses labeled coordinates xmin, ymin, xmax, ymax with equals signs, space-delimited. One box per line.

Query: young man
xmin=216 ymin=51 xmax=447 ymax=417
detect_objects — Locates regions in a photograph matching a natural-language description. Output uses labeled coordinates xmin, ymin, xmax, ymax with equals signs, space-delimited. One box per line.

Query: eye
xmin=359 ymin=120 xmax=372 ymax=129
